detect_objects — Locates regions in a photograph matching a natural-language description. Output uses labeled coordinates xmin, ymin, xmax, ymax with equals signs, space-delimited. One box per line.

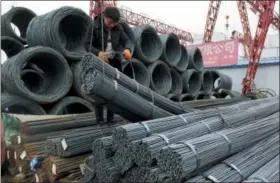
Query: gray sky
xmin=1 ymin=1 xmax=279 ymax=62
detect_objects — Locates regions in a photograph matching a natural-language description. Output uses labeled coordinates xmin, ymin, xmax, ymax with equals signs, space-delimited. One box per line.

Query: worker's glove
xmin=123 ymin=49 xmax=132 ymax=61
xmin=98 ymin=51 xmax=109 ymax=63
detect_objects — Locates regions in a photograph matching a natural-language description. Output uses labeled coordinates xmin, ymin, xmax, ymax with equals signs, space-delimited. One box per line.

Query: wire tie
xmin=115 ymin=68 xmax=120 ymax=80
xmin=83 ymin=159 xmax=95 ymax=173
xmin=148 ymin=88 xmax=156 ymax=119
xmin=200 ymin=121 xmax=211 ymax=133
xmin=154 ymin=133 xmax=169 ymax=145
xmin=250 ymin=176 xmax=269 ymax=183
xmin=140 ymin=122 xmax=151 ymax=136
xmin=178 ymin=115 xmax=188 ymax=124
xmin=181 ymin=142 xmax=200 ymax=169
xmin=216 ymin=132 xmax=232 ymax=154
xmin=206 ymin=175 xmax=221 ymax=183
xmin=220 ymin=113 xmax=231 ymax=128
xmin=223 ymin=162 xmax=244 ymax=181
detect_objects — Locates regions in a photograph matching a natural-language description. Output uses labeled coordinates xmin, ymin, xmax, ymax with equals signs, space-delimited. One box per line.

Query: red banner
xmin=187 ymin=39 xmax=239 ymax=67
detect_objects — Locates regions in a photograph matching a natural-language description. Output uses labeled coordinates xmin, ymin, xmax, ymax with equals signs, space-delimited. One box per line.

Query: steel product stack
xmin=78 ymin=97 xmax=279 ymax=183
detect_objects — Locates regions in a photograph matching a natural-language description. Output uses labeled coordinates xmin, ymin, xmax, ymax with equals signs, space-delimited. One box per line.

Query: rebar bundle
xmin=45 ymin=137 xmax=61 ymax=156
xmin=19 ymin=141 xmax=45 ymax=160
xmin=56 ymin=123 xmax=121 ymax=157
xmin=113 ymin=146 xmax=134 ymax=173
xmin=92 ymin=136 xmax=114 ymax=162
xmin=42 ymin=154 xmax=88 ymax=182
xmin=80 ymin=53 xmax=194 ymax=115
xmin=83 ymin=155 xmax=96 ymax=180
xmin=244 ymin=155 xmax=279 ymax=183
xmin=130 ymin=101 xmax=279 ymax=166
xmin=157 ymin=112 xmax=279 ymax=179
xmin=81 ymin=67 xmax=172 ymax=122
xmin=95 ymin=158 xmax=121 ymax=183
xmin=187 ymin=133 xmax=279 ymax=183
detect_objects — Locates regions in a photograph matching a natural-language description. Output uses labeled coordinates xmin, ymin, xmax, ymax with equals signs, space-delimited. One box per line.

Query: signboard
xmin=187 ymin=39 xmax=239 ymax=67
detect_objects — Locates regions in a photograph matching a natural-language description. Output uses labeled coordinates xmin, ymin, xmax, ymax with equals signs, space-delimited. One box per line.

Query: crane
xmin=203 ymin=0 xmax=276 ymax=94
xmin=89 ymin=0 xmax=194 ymax=45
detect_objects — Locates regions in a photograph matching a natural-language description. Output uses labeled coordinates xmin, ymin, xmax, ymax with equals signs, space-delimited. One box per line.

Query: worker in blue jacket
xmin=85 ymin=7 xmax=134 ymax=123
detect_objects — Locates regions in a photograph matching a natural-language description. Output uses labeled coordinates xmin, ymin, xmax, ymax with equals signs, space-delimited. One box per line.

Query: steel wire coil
xmin=244 ymin=155 xmax=279 ymax=183
xmin=187 ymin=133 xmax=279 ymax=183
xmin=26 ymin=6 xmax=92 ymax=60
xmin=181 ymin=69 xmax=202 ymax=96
xmin=170 ymin=68 xmax=183 ymax=95
xmin=92 ymin=136 xmax=114 ymax=162
xmin=211 ymin=70 xmax=232 ymax=91
xmin=200 ymin=70 xmax=214 ymax=94
xmin=81 ymin=68 xmax=172 ymax=122
xmin=132 ymin=25 xmax=163 ymax=64
xmin=187 ymin=47 xmax=204 ymax=72
xmin=147 ymin=60 xmax=172 ymax=95
xmin=157 ymin=112 xmax=279 ymax=179
xmin=122 ymin=58 xmax=150 ymax=87
xmin=130 ymin=101 xmax=279 ymax=166
xmin=56 ymin=123 xmax=121 ymax=157
xmin=80 ymin=53 xmax=194 ymax=115
xmin=219 ymin=89 xmax=241 ymax=98
xmin=1 ymin=93 xmax=46 ymax=115
xmin=1 ymin=36 xmax=24 ymax=58
xmin=49 ymin=96 xmax=95 ymax=115
xmin=95 ymin=158 xmax=121 ymax=183
xmin=111 ymin=104 xmax=247 ymax=151
xmin=159 ymin=33 xmax=181 ymax=67
xmin=210 ymin=91 xmax=221 ymax=99
xmin=166 ymin=93 xmax=180 ymax=102
xmin=1 ymin=46 xmax=73 ymax=104
xmin=179 ymin=94 xmax=195 ymax=102
xmin=195 ymin=91 xmax=211 ymax=100
xmin=176 ymin=45 xmax=189 ymax=72
xmin=1 ymin=7 xmax=36 ymax=44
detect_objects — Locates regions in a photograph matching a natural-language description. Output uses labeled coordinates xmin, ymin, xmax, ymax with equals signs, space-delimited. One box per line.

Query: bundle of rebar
xmin=244 ymin=155 xmax=279 ymax=183
xmin=83 ymin=155 xmax=96 ymax=180
xmin=92 ymin=136 xmax=114 ymax=162
xmin=186 ymin=133 xmax=279 ymax=182
xmin=19 ymin=141 xmax=45 ymax=161
xmin=80 ymin=53 xmax=193 ymax=115
xmin=81 ymin=68 xmax=172 ymax=122
xmin=95 ymin=158 xmax=121 ymax=183
xmin=111 ymin=98 xmax=275 ymax=150
xmin=130 ymin=101 xmax=279 ymax=167
xmin=113 ymin=146 xmax=133 ymax=173
xmin=157 ymin=112 xmax=279 ymax=179
xmin=42 ymin=154 xmax=88 ymax=182
xmin=55 ymin=123 xmax=121 ymax=157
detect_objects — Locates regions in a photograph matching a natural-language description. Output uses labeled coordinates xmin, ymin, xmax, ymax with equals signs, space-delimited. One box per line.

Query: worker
xmin=85 ymin=7 xmax=134 ymax=123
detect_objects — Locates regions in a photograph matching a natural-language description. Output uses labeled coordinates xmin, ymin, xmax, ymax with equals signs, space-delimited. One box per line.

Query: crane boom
xmin=242 ymin=0 xmax=276 ymax=94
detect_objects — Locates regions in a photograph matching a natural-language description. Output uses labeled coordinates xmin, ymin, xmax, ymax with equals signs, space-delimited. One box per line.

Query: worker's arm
xmin=119 ymin=25 xmax=134 ymax=52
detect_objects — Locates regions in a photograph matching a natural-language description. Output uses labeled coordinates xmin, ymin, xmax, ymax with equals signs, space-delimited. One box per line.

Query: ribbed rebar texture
xmin=113 ymin=146 xmax=134 ymax=173
xmin=1 ymin=46 xmax=73 ymax=104
xmin=81 ymin=68 xmax=172 ymax=122
xmin=200 ymin=70 xmax=213 ymax=94
xmin=95 ymin=158 xmax=121 ymax=183
xmin=130 ymin=101 xmax=279 ymax=166
xmin=188 ymin=133 xmax=279 ymax=183
xmin=157 ymin=113 xmax=279 ymax=179
xmin=179 ymin=94 xmax=195 ymax=102
xmin=176 ymin=45 xmax=189 ymax=72
xmin=187 ymin=47 xmax=204 ymax=72
xmin=56 ymin=123 xmax=121 ymax=157
xmin=132 ymin=25 xmax=163 ymax=64
xmin=92 ymin=136 xmax=114 ymax=162
xmin=1 ymin=36 xmax=24 ymax=58
xmin=1 ymin=7 xmax=36 ymax=44
xmin=181 ymin=69 xmax=202 ymax=96
xmin=159 ymin=33 xmax=181 ymax=67
xmin=211 ymin=70 xmax=232 ymax=91
xmin=49 ymin=96 xmax=95 ymax=115
xmin=122 ymin=58 xmax=150 ymax=87
xmin=1 ymin=93 xmax=46 ymax=115
xmin=26 ymin=6 xmax=92 ymax=60
xmin=166 ymin=93 xmax=180 ymax=102
xmin=111 ymin=104 xmax=248 ymax=150
xmin=80 ymin=53 xmax=194 ymax=115
xmin=147 ymin=60 xmax=172 ymax=95
xmin=170 ymin=68 xmax=183 ymax=95
xmin=244 ymin=155 xmax=279 ymax=183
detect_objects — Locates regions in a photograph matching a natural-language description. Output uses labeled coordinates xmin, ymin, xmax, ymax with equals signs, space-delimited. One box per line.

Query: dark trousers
xmin=95 ymin=54 xmax=122 ymax=123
